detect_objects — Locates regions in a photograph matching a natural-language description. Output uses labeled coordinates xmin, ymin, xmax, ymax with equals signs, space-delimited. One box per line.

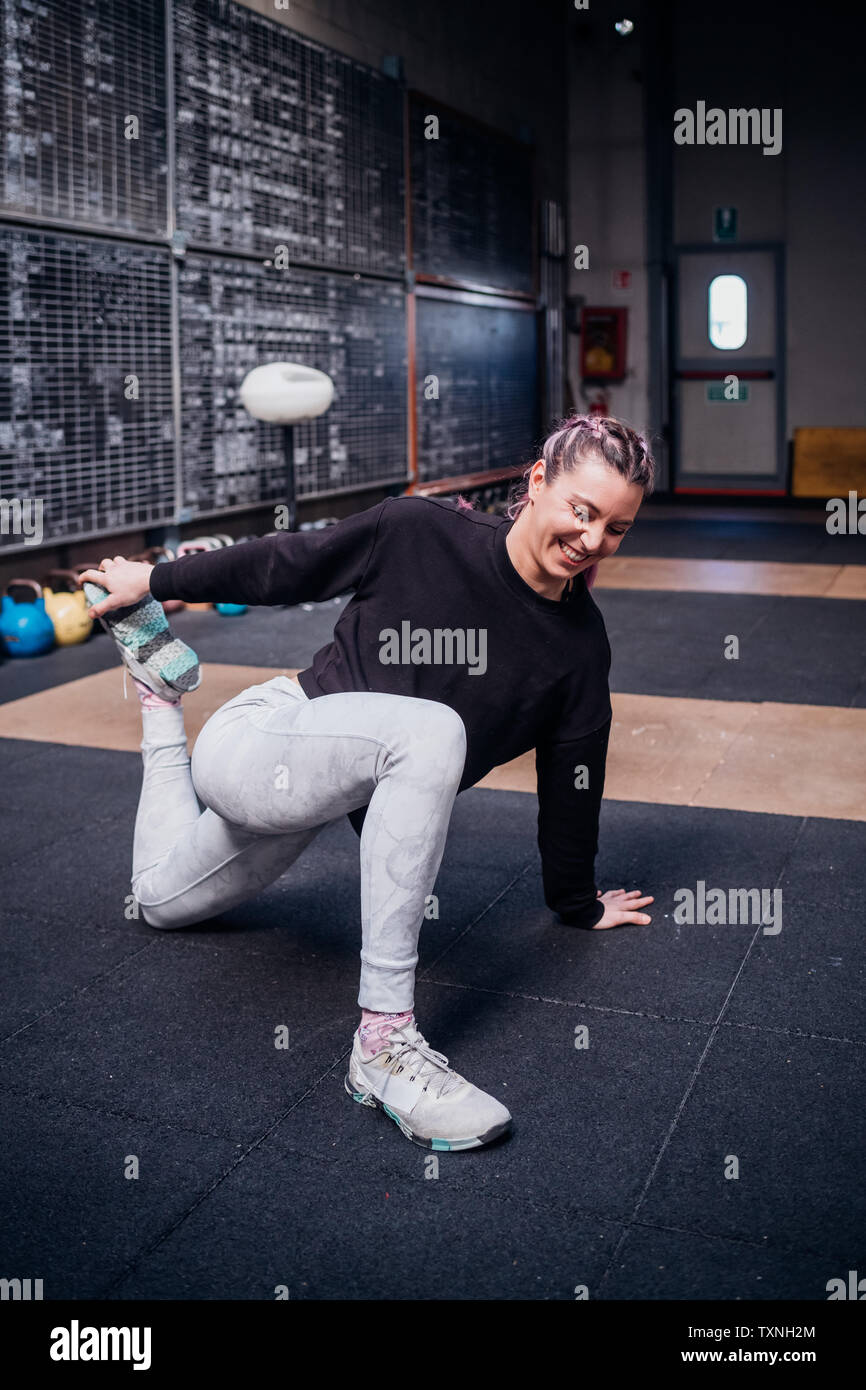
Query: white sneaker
xmin=344 ymin=1021 xmax=512 ymax=1150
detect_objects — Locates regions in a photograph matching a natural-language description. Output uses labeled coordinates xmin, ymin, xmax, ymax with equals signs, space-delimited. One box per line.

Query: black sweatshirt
xmin=149 ymin=496 xmax=611 ymax=929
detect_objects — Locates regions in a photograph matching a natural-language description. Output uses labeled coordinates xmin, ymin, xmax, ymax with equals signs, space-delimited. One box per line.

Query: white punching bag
xmin=239 ymin=362 xmax=334 ymax=422
xmin=239 ymin=362 xmax=335 ymax=534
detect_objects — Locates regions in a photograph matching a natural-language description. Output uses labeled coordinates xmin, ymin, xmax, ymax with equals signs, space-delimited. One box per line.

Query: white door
xmin=673 ymin=246 xmax=785 ymax=493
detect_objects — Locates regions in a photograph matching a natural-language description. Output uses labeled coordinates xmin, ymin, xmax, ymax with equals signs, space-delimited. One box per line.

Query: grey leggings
xmin=131 ymin=676 xmax=467 ymax=1013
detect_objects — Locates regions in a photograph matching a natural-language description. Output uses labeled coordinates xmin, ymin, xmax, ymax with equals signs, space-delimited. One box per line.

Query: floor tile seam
xmin=0 ymin=940 xmax=159 ymax=1046
xmin=304 ymin=1179 xmax=629 ymax=1229
xmin=596 ymin=919 xmax=772 ymax=1289
xmin=718 ymin=1019 xmax=866 ymax=1048
xmin=4 ymin=946 xmax=858 ymax=1058
xmin=417 ymin=863 xmax=536 ymax=976
xmin=1 ymin=910 xmax=158 ymax=953
xmin=0 ymin=901 xmax=143 ymax=932
xmin=685 ymin=699 xmax=765 ymax=808
xmin=85 ymin=1175 xmax=843 ymax=1280
xmin=0 ymin=803 xmax=137 ymax=869
xmin=0 ymin=1075 xmax=374 ymax=1162
xmin=598 ymin=825 xmax=815 ymax=1288
xmin=128 ymin=930 xmax=361 ymax=965
xmin=0 ymin=1075 xmax=237 ymax=1143
xmin=0 ymin=1095 xmax=844 ymax=1279
xmin=625 ymin=1214 xmax=857 ymax=1264
xmin=93 ymin=1146 xmax=287 ymax=1299
xmin=94 ymin=1047 xmax=357 ymax=1298
xmin=417 ymin=976 xmax=722 ymax=1029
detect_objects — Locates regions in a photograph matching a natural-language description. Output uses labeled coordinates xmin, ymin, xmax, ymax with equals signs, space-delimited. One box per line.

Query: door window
xmin=708 ymin=274 xmax=747 ymax=350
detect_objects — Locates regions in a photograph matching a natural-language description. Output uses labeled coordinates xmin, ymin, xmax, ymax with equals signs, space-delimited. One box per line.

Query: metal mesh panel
xmin=0 ymin=226 xmax=175 ymax=548
xmin=0 ymin=1 xmax=540 ymax=550
xmin=174 ymin=0 xmax=405 ymax=272
xmin=178 ymin=253 xmax=408 ymax=513
xmin=0 ymin=0 xmax=167 ymax=233
xmin=415 ymin=295 xmax=538 ymax=483
xmin=410 ymin=93 xmax=534 ymax=293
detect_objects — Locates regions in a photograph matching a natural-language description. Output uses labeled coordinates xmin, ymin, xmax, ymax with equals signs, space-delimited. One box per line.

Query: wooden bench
xmin=792 ymin=428 xmax=866 ymax=498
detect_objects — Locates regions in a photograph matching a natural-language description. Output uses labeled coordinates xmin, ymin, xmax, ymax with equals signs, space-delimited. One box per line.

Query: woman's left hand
xmin=78 ymin=556 xmax=154 ymax=618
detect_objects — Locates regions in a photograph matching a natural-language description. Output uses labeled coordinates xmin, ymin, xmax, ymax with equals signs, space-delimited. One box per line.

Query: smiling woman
xmin=495 ymin=414 xmax=654 ymax=601
xmin=74 ymin=411 xmax=657 ymax=1155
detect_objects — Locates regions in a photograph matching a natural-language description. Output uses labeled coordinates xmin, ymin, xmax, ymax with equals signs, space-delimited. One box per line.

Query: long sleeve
xmin=536 ymin=716 xmax=611 ymax=930
xmin=148 ymin=500 xmax=389 ymax=607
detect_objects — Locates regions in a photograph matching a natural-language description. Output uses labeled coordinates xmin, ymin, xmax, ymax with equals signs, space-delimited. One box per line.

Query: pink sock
xmin=357 ymin=1008 xmax=414 ymax=1059
xmin=132 ymin=675 xmax=181 ymax=710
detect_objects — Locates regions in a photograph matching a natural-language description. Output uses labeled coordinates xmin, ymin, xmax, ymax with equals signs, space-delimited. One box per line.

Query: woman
xmin=79 ymin=414 xmax=655 ymax=1152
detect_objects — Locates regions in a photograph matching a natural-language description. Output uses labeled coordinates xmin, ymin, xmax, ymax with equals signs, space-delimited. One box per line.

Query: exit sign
xmin=714 ymin=207 xmax=737 ymax=242
xmin=707 ymin=382 xmax=749 ymax=402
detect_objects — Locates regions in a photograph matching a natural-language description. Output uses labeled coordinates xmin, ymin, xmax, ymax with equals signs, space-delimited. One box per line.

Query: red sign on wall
xmin=580 ymin=307 xmax=627 ymax=381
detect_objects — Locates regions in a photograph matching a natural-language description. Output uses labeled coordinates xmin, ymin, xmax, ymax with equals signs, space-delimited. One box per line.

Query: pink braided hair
xmin=564 ymin=413 xmax=606 ymax=439
xmin=456 ymin=413 xmax=653 ymax=597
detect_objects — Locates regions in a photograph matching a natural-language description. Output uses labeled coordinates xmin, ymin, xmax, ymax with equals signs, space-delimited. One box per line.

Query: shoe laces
xmin=378 ymin=1024 xmax=463 ymax=1098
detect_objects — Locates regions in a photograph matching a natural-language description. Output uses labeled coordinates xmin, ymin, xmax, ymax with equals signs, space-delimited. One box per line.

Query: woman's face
xmin=525 ymin=455 xmax=644 ymax=578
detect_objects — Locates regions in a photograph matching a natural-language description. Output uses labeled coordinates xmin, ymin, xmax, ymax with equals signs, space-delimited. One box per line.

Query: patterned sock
xmin=83 ymin=582 xmax=200 ymax=694
xmin=357 ymin=1008 xmax=414 ymax=1060
xmin=132 ymin=674 xmax=182 ymax=710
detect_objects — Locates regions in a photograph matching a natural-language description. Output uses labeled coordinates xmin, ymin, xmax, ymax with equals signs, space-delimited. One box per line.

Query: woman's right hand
xmin=593 ymin=887 xmax=654 ymax=930
xmin=77 ymin=556 xmax=155 ymax=619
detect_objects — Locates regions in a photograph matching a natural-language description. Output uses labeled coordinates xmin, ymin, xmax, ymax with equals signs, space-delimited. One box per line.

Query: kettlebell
xmin=203 ymin=537 xmax=246 ymax=613
xmin=175 ymin=539 xmax=214 ymax=610
xmin=177 ymin=538 xmax=243 ymax=614
xmin=42 ymin=569 xmax=93 ymax=646
xmin=1 ymin=578 xmax=56 ymax=657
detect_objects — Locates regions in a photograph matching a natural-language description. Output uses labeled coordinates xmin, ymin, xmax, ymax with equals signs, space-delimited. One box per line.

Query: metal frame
xmin=407 ymin=87 xmax=539 ymax=301
xmin=671 ymin=241 xmax=787 ymax=494
xmin=403 ymin=85 xmax=543 ymax=495
xmin=643 ymin=0 xmax=674 ymax=494
xmin=165 ymin=0 xmax=184 ymax=533
xmin=414 ymin=284 xmax=537 ymax=312
xmin=1 ymin=0 xmax=547 ymax=553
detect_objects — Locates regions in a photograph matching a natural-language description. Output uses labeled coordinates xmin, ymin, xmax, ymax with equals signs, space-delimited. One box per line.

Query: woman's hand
xmin=77 ymin=556 xmax=155 ymax=619
xmin=593 ymin=887 xmax=654 ymax=929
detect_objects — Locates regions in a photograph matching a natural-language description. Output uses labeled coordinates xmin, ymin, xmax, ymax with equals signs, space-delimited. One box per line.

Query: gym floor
xmin=1 ymin=505 xmax=864 ymax=1300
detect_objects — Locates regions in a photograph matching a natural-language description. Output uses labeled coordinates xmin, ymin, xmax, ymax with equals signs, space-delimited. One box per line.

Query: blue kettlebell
xmin=215 ymin=602 xmax=247 ymax=616
xmin=1 ymin=578 xmax=57 ymax=657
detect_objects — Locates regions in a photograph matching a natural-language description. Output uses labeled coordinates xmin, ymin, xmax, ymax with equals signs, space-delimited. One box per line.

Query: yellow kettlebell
xmin=42 ymin=569 xmax=94 ymax=646
xmin=174 ymin=540 xmax=214 ymax=610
